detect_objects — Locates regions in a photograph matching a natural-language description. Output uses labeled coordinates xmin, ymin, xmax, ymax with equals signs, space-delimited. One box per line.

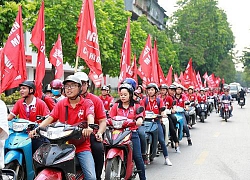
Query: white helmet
xmin=74 ymin=72 xmax=89 ymax=82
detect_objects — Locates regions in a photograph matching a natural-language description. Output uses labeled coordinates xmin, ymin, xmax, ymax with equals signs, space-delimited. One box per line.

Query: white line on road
xmin=194 ymin=151 xmax=209 ymax=165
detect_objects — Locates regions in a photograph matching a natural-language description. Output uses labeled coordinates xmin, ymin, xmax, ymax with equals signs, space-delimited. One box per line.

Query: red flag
xmin=196 ymin=71 xmax=203 ymax=89
xmin=138 ymin=35 xmax=153 ymax=84
xmin=1 ymin=6 xmax=27 ymax=93
xmin=174 ymin=73 xmax=180 ymax=84
xmin=75 ymin=0 xmax=85 ymax=44
xmin=118 ymin=17 xmax=131 ymax=84
xmin=30 ymin=1 xmax=45 ymax=98
xmin=179 ymin=72 xmax=184 ymax=84
xmin=128 ymin=55 xmax=138 ymax=84
xmin=165 ymin=65 xmax=173 ymax=86
xmin=182 ymin=58 xmax=194 ymax=87
xmin=89 ymin=70 xmax=102 ymax=88
xmin=221 ymin=78 xmax=225 ymax=84
xmin=50 ymin=34 xmax=64 ymax=79
xmin=203 ymin=72 xmax=208 ymax=80
xmin=76 ymin=0 xmax=102 ymax=76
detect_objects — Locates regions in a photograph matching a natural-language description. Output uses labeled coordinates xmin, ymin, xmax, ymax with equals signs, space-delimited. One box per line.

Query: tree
xmin=168 ymin=0 xmax=235 ymax=76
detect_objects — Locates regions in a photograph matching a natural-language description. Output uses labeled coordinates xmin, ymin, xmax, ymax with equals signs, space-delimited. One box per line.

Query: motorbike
xmin=221 ymin=100 xmax=231 ymax=122
xmin=4 ymin=118 xmax=37 ymax=180
xmin=197 ymin=102 xmax=208 ymax=123
xmin=144 ymin=111 xmax=159 ymax=163
xmin=1 ymin=169 xmax=17 ymax=180
xmin=186 ymin=102 xmax=196 ymax=127
xmin=172 ymin=106 xmax=185 ymax=141
xmin=239 ymin=98 xmax=245 ymax=108
xmin=103 ymin=107 xmax=144 ymax=180
xmin=207 ymin=96 xmax=214 ymax=114
xmin=33 ymin=121 xmax=98 ymax=180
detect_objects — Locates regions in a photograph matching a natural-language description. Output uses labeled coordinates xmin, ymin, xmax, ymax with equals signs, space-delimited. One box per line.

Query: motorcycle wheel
xmin=200 ymin=115 xmax=205 ymax=123
xmin=5 ymin=161 xmax=25 ymax=180
xmin=105 ymin=157 xmax=124 ymax=180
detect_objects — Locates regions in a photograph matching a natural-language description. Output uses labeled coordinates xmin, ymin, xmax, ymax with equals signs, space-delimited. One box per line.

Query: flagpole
xmin=75 ymin=0 xmax=85 ymax=72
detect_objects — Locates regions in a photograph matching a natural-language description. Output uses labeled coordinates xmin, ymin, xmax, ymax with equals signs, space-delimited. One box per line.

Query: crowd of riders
xmin=1 ymin=72 xmax=241 ymax=180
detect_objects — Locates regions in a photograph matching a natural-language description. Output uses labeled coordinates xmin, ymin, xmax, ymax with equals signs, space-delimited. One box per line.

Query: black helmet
xmin=101 ymin=85 xmax=109 ymax=91
xmin=19 ymin=80 xmax=36 ymax=94
xmin=169 ymin=84 xmax=177 ymax=89
xmin=63 ymin=75 xmax=82 ymax=86
xmin=44 ymin=84 xmax=52 ymax=93
xmin=146 ymin=83 xmax=159 ymax=92
xmin=159 ymin=84 xmax=168 ymax=89
xmin=119 ymin=83 xmax=134 ymax=95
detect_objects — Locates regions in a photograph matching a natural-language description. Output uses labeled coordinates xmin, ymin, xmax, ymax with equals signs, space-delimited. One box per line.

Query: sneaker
xmin=144 ymin=159 xmax=150 ymax=165
xmin=175 ymin=146 xmax=181 ymax=153
xmin=188 ymin=139 xmax=192 ymax=146
xmin=230 ymin=114 xmax=233 ymax=117
xmin=164 ymin=157 xmax=172 ymax=166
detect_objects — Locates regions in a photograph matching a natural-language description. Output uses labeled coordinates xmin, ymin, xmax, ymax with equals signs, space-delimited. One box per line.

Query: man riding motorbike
xmin=238 ymin=88 xmax=246 ymax=105
xmin=220 ymin=87 xmax=233 ymax=117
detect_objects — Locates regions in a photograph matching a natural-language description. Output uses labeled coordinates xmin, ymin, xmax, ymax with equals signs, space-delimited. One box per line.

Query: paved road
xmin=135 ymin=95 xmax=250 ymax=180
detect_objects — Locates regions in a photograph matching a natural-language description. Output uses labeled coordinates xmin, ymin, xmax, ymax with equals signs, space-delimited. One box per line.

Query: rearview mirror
xmin=160 ymin=107 xmax=166 ymax=112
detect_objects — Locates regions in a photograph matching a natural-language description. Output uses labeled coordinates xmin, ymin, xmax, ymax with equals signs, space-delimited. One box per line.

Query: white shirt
xmin=0 ymin=100 xmax=9 ymax=169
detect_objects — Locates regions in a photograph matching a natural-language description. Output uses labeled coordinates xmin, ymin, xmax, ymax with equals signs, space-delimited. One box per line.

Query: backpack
xmin=145 ymin=97 xmax=161 ymax=114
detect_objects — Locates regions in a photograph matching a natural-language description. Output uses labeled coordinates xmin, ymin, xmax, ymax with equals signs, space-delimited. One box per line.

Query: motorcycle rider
xmin=8 ymin=80 xmax=50 ymax=153
xmin=159 ymin=84 xmax=168 ymax=103
xmin=165 ymin=84 xmax=181 ymax=153
xmin=123 ymin=78 xmax=147 ymax=166
xmin=109 ymin=83 xmax=146 ymax=180
xmin=74 ymin=71 xmax=106 ymax=180
xmin=196 ymin=88 xmax=207 ymax=116
xmin=238 ymin=88 xmax=246 ymax=105
xmin=50 ymin=79 xmax=65 ymax=102
xmin=99 ymin=85 xmax=113 ymax=111
xmin=29 ymin=75 xmax=97 ymax=179
xmin=141 ymin=83 xmax=172 ymax=166
xmin=174 ymin=84 xmax=193 ymax=145
xmin=0 ymin=100 xmax=9 ymax=180
xmin=44 ymin=84 xmax=53 ymax=97
xmin=220 ymin=87 xmax=233 ymax=117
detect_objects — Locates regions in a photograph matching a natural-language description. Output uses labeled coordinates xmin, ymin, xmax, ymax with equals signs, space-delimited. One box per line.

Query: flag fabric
xmin=151 ymin=40 xmax=159 ymax=85
xmin=89 ymin=70 xmax=102 ymax=88
xmin=76 ymin=0 xmax=102 ymax=76
xmin=75 ymin=0 xmax=85 ymax=44
xmin=49 ymin=34 xmax=64 ymax=79
xmin=138 ymin=35 xmax=153 ymax=85
xmin=196 ymin=71 xmax=203 ymax=89
xmin=118 ymin=17 xmax=131 ymax=85
xmin=165 ymin=65 xmax=173 ymax=86
xmin=182 ymin=58 xmax=194 ymax=88
xmin=174 ymin=73 xmax=180 ymax=84
xmin=1 ymin=6 xmax=26 ymax=93
xmin=128 ymin=55 xmax=138 ymax=84
xmin=30 ymin=1 xmax=45 ymax=98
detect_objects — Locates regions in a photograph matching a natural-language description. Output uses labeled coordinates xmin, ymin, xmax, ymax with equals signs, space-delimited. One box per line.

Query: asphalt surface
xmin=134 ymin=95 xmax=250 ymax=180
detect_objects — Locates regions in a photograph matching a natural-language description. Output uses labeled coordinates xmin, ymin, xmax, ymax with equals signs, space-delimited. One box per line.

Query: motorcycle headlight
xmin=112 ymin=120 xmax=125 ymax=129
xmin=12 ymin=122 xmax=28 ymax=132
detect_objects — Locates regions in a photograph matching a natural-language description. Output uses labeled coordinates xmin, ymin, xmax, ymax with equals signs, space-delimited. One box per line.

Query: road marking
xmin=213 ymin=132 xmax=220 ymax=137
xmin=194 ymin=151 xmax=209 ymax=165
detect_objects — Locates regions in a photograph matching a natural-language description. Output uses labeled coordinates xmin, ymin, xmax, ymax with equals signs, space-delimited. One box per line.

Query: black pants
xmin=168 ymin=114 xmax=179 ymax=143
xmin=90 ymin=134 xmax=104 ymax=180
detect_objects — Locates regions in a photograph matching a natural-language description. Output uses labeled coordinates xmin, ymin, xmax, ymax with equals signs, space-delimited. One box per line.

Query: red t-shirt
xmin=158 ymin=94 xmax=168 ymax=106
xmin=99 ymin=95 xmax=113 ymax=111
xmin=11 ymin=97 xmax=50 ymax=122
xmin=197 ymin=94 xmax=207 ymax=103
xmin=109 ymin=102 xmax=144 ymax=130
xmin=165 ymin=95 xmax=175 ymax=109
xmin=207 ymin=91 xmax=214 ymax=96
xmin=175 ymin=94 xmax=188 ymax=108
xmin=188 ymin=93 xmax=196 ymax=102
xmin=141 ymin=97 xmax=164 ymax=115
xmin=42 ymin=94 xmax=56 ymax=111
xmin=50 ymin=97 xmax=94 ymax=153
xmin=85 ymin=93 xmax=106 ymax=124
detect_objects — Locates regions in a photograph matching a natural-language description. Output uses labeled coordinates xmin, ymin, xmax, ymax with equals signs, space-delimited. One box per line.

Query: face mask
xmin=52 ymin=89 xmax=61 ymax=96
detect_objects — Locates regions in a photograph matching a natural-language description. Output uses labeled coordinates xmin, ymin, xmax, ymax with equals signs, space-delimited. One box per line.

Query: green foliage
xmin=168 ymin=0 xmax=235 ymax=76
xmin=1 ymin=91 xmax=21 ymax=105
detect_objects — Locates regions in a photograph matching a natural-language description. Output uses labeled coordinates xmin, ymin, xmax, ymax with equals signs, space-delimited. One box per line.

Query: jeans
xmin=156 ymin=120 xmax=169 ymax=157
xmin=137 ymin=126 xmax=146 ymax=155
xmin=0 ymin=169 xmax=2 ymax=180
xmin=90 ymin=134 xmax=104 ymax=180
xmin=76 ymin=151 xmax=96 ymax=180
xmin=132 ymin=132 xmax=146 ymax=180
xmin=182 ymin=114 xmax=191 ymax=138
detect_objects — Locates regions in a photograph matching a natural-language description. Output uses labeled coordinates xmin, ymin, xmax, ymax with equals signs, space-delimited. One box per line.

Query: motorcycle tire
xmin=105 ymin=157 xmax=125 ymax=180
xmin=200 ymin=115 xmax=205 ymax=123
xmin=5 ymin=161 xmax=25 ymax=180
